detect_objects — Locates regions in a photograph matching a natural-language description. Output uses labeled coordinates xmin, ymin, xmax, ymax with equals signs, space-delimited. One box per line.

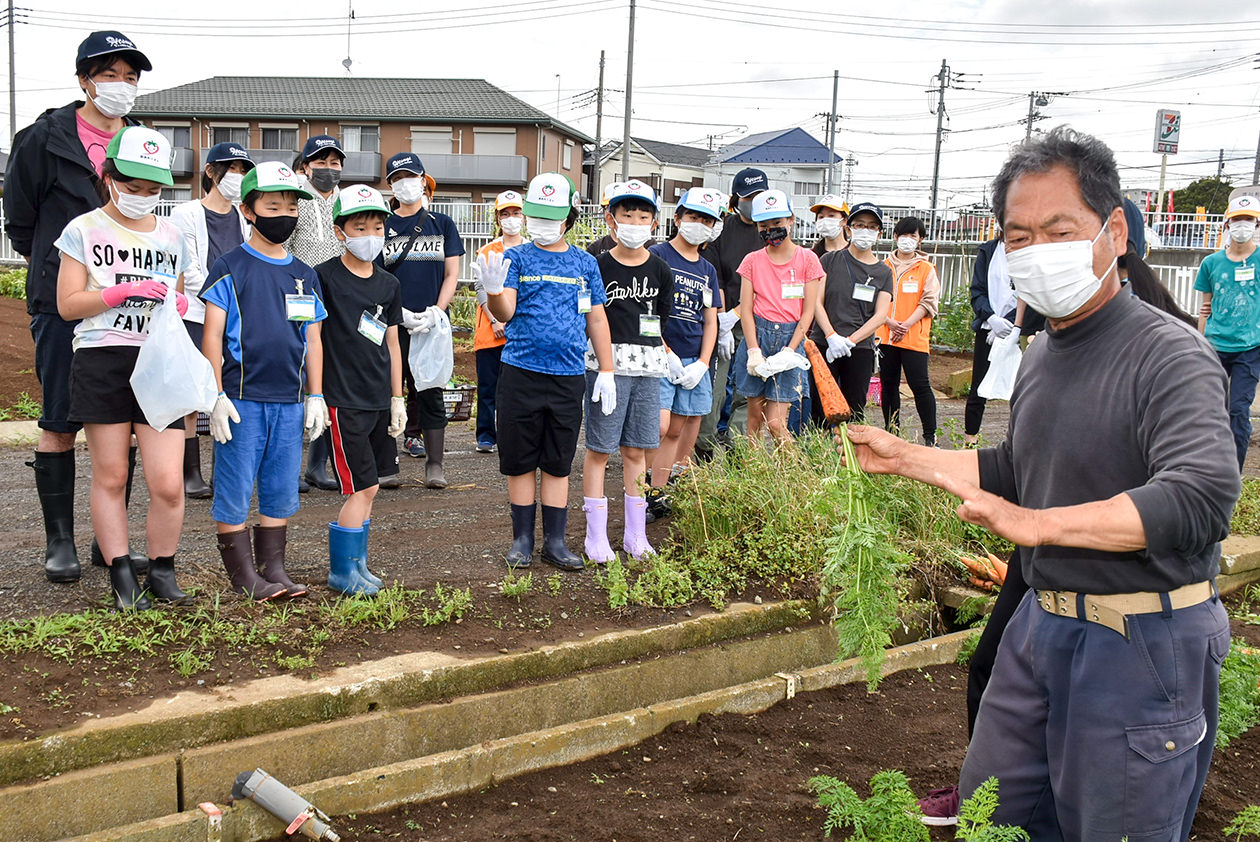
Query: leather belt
xmin=1035 ymin=580 xmax=1214 ymax=639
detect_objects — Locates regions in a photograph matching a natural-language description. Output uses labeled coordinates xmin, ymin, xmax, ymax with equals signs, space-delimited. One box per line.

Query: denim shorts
xmin=733 ymin=315 xmax=808 ymax=403
xmin=658 ymin=355 xmax=714 ymax=417
xmin=211 ymin=399 xmax=303 ymax=524
xmin=584 ymin=371 xmax=661 ymax=454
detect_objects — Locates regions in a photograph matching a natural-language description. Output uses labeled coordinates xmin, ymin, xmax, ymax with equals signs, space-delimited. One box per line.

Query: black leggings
xmin=879 ymin=345 xmax=937 ymax=445
xmin=809 ymin=347 xmax=875 ymax=425
xmin=964 ymin=327 xmax=992 ymax=436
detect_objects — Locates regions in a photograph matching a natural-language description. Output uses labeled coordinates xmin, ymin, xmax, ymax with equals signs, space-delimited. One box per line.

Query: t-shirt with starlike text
xmin=378 ymin=209 xmax=465 ymax=312
xmin=502 ymin=242 xmax=606 ymax=377
xmin=1193 ymin=248 xmax=1260 ymax=353
xmin=54 ymin=207 xmax=186 ymax=351
xmin=649 ymin=242 xmax=719 ymax=359
xmin=201 ymin=243 xmax=327 ymax=404
xmin=588 ymin=250 xmax=673 ymax=376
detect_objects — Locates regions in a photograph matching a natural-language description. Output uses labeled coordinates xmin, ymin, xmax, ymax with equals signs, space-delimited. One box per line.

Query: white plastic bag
xmin=129 ymin=286 xmax=218 ymax=431
xmin=407 ymin=308 xmax=454 ymax=392
xmin=976 ymin=329 xmax=1022 ymax=401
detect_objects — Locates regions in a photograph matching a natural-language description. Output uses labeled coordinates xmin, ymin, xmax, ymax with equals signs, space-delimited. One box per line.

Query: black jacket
xmin=703 ymin=213 xmax=763 ymax=312
xmin=4 ymin=102 xmax=133 ymax=315
xmin=968 ymin=238 xmax=1044 ymax=335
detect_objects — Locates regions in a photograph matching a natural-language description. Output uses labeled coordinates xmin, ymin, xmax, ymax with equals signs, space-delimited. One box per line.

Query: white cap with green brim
xmin=333 ymin=184 xmax=390 ymax=221
xmin=523 ymin=172 xmax=578 ymax=221
xmin=241 ymin=160 xmax=314 ymax=202
xmin=105 ymin=126 xmax=173 ymax=186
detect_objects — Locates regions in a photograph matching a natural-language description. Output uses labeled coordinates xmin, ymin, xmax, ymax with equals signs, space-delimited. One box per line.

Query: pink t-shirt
xmin=736 ymin=245 xmax=825 ymax=323
xmin=76 ymin=112 xmax=116 ymax=177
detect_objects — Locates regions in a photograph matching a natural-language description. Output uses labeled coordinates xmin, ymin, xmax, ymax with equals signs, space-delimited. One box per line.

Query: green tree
xmin=1171 ymin=177 xmax=1233 ymax=215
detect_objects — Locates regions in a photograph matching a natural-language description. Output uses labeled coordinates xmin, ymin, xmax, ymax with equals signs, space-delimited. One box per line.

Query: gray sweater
xmin=979 ymin=290 xmax=1239 ymax=594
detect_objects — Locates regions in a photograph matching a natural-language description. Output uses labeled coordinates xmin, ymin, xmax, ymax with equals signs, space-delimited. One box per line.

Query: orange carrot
xmin=968 ymin=576 xmax=995 ymax=591
xmin=960 ymin=556 xmax=994 ymax=580
xmin=985 ymin=552 xmax=1009 ymax=585
xmin=804 ymin=340 xmax=851 ymax=423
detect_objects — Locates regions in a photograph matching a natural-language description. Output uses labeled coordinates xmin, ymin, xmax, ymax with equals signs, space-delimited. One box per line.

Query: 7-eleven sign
xmin=1154 ymin=109 xmax=1181 ymax=155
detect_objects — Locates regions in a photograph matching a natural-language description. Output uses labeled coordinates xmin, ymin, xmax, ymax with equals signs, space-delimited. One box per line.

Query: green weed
xmin=11 ymin=392 xmax=41 ymax=419
xmin=809 ymin=769 xmax=928 ymax=841
xmin=1225 ymin=805 xmax=1260 ymax=840
xmin=1233 ymin=478 xmax=1260 ymax=536
xmin=593 ymin=557 xmax=630 ymax=609
xmin=1218 ymin=641 xmax=1260 ymax=748
xmin=932 ymin=287 xmax=975 ymax=352
xmin=499 ymin=571 xmax=533 ymax=601
xmin=421 ymin=584 xmax=472 ymax=626
xmin=956 ymin=777 xmax=1030 ymax=841
xmin=547 ymin=572 xmax=564 ymax=597
xmin=0 ymin=268 xmax=26 ymax=300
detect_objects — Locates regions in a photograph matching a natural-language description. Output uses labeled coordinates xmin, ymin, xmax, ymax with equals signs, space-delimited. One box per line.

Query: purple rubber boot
xmin=623 ymin=495 xmax=655 ymax=560
xmin=583 ymin=496 xmax=616 ymax=564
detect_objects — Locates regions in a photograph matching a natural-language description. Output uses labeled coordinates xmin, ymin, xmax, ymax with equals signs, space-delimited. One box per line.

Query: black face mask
xmin=760 ymin=226 xmax=789 ymax=247
xmin=251 ymin=213 xmax=299 ymax=245
xmin=308 ymin=167 xmax=342 ymax=193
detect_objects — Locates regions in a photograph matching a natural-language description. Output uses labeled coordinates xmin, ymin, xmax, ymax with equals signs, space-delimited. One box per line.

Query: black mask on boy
xmin=252 ymin=213 xmax=299 ymax=245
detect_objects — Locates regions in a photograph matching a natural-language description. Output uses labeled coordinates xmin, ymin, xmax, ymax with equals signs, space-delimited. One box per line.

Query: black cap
xmin=846 ymin=201 xmax=884 ymax=227
xmin=76 ymin=31 xmax=151 ymax=73
xmin=731 ymin=167 xmax=769 ymax=198
xmin=301 ymin=135 xmax=345 ymax=162
xmin=386 ymin=152 xmax=425 ymax=178
xmin=205 ymin=142 xmax=255 ymax=170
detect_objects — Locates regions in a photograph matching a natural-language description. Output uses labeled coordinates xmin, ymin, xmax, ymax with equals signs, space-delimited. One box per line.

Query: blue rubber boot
xmin=328 ymin=522 xmax=377 ymax=595
xmin=359 ymin=518 xmax=384 ymax=588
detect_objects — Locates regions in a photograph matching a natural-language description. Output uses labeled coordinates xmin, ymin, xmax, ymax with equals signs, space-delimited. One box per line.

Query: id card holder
xmin=702 ymin=287 xmax=713 ymax=308
xmin=782 ymin=283 xmax=804 ymax=300
xmin=640 ymin=315 xmax=662 ymax=337
xmin=853 ymin=282 xmax=876 ymax=303
xmin=1237 ymin=265 xmax=1255 ymax=282
xmin=578 ymin=291 xmax=592 ymax=314
xmin=358 ymin=309 xmax=387 ymax=345
xmin=285 ymin=294 xmax=317 ymax=322
xmin=902 ymin=280 xmax=919 ymax=294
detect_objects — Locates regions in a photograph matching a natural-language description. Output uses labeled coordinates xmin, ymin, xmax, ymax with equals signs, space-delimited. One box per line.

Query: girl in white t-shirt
xmin=55 ymin=126 xmax=190 ymax=611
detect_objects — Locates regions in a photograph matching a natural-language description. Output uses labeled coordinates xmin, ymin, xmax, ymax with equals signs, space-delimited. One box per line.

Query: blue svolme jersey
xmin=650 ymin=241 xmax=720 ymax=358
xmin=501 ymin=242 xmax=606 ymax=376
xmin=201 ymin=243 xmax=327 ymax=403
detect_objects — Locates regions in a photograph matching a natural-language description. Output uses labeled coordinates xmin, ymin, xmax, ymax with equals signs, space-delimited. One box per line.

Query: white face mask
xmin=217 ymin=172 xmax=244 ymax=204
xmin=1006 ymin=223 xmax=1115 ymax=319
xmin=526 ymin=216 xmax=566 ymax=246
xmin=392 ymin=177 xmax=426 ymax=206
xmin=815 ymin=218 xmax=844 ymax=240
xmin=1229 ymin=220 xmax=1256 ymax=245
xmin=710 ymin=219 xmax=724 ymax=241
xmin=343 ymin=234 xmax=385 ymax=262
xmin=850 ymin=228 xmax=879 ymax=251
xmin=896 ymin=235 xmax=919 ymax=254
xmin=500 ymin=216 xmax=524 ymax=236
xmin=678 ymin=221 xmax=711 ymax=246
xmin=88 ymin=80 xmax=138 ymax=118
xmin=614 ymin=222 xmax=652 ymax=250
xmin=110 ymin=182 xmax=160 ymax=220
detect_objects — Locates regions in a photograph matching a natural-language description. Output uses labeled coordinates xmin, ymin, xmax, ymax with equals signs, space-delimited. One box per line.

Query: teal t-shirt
xmin=1194 ymin=249 xmax=1260 ymax=353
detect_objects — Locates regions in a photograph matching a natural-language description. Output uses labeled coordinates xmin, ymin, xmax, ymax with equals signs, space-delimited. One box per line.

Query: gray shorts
xmin=584 ymin=371 xmax=661 ymax=454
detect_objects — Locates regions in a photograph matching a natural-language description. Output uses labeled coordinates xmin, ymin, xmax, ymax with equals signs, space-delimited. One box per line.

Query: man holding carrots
xmin=845 ymin=127 xmax=1238 ymax=840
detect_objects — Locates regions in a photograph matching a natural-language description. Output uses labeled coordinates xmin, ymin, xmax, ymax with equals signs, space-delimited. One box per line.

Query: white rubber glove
xmin=985 ymin=314 xmax=1015 ymax=340
xmin=679 ymin=360 xmax=709 ymax=391
xmin=210 ymin=392 xmax=240 ymax=444
xmin=476 ymin=252 xmax=510 ymax=296
xmin=666 ymin=351 xmax=686 ymax=384
xmin=408 ymin=306 xmax=442 ymax=335
xmin=388 ymin=396 xmax=407 ymax=438
xmin=825 ymin=333 xmax=855 ymax=363
xmin=591 ymin=371 xmax=617 ymax=416
xmin=304 ymin=394 xmax=329 ymax=440
xmin=746 ymin=347 xmax=766 ymax=378
xmin=716 ymin=311 xmax=739 ymax=361
xmin=401 ymin=308 xmax=424 ymax=334
xmin=757 ymin=347 xmax=811 ymax=378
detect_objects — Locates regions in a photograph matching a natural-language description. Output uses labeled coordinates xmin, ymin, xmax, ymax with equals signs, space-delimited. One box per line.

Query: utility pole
xmin=7 ymin=0 xmax=14 ymax=146
xmin=621 ymin=0 xmax=636 ymax=182
xmin=929 ymin=59 xmax=951 ymax=215
xmin=826 ymin=70 xmax=838 ymax=194
xmin=1254 ymin=128 xmax=1260 ymax=185
xmin=1217 ymin=148 xmax=1224 ymax=180
xmin=1155 ymin=153 xmax=1168 ymax=228
xmin=844 ymin=156 xmax=856 ymax=203
xmin=592 ymin=50 xmax=604 ymax=203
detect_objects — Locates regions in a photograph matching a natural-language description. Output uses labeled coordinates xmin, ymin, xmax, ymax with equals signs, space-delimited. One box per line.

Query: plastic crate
xmin=443 ymin=385 xmax=477 ymax=421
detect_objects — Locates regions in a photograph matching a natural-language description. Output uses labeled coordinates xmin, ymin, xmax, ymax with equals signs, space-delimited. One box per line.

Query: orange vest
xmin=473 ymin=240 xmax=509 ymax=351
xmin=876 ymin=257 xmax=934 ymax=353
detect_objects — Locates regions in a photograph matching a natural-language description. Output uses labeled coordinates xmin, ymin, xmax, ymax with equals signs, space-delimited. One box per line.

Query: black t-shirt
xmin=810 ymin=249 xmax=894 ymax=350
xmin=585 ymin=233 xmax=617 ymax=257
xmin=315 ymin=257 xmax=404 ymax=410
xmin=204 ymin=205 xmax=245 ymax=272
xmin=595 ymin=250 xmax=672 ymax=346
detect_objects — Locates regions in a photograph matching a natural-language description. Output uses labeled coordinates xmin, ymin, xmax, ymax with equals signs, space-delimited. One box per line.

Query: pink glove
xmin=174 ymin=291 xmax=189 ymax=318
xmin=101 ymin=278 xmax=168 ymax=309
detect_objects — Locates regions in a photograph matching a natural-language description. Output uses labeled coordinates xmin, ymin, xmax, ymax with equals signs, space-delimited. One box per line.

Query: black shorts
xmin=495 ymin=363 xmax=585 ymax=477
xmin=68 ymin=345 xmax=184 ymax=430
xmin=30 ymin=312 xmax=82 ymax=434
xmin=413 ymin=387 xmax=447 ymax=430
xmin=328 ymin=406 xmax=396 ymax=494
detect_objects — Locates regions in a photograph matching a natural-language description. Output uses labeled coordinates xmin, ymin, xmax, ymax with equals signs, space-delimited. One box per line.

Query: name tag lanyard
xmin=845 ymin=257 xmax=876 ymax=305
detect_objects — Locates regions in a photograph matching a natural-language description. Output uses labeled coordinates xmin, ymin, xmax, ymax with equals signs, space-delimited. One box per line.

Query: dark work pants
xmin=965 ymin=547 xmax=1028 ymax=736
xmin=809 ymin=347 xmax=875 ymax=426
xmin=960 ymin=586 xmax=1229 ymax=840
xmin=964 ymin=327 xmax=992 ymax=436
xmin=1216 ymin=347 xmax=1260 ymax=471
xmin=475 ymin=345 xmax=503 ymax=445
xmin=879 ymin=345 xmax=936 ymax=445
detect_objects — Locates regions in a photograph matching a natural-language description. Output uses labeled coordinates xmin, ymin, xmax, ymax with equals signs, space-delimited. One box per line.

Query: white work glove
xmin=401 ymin=307 xmax=424 ymax=334
xmin=210 ymin=392 xmax=240 ymax=444
xmin=985 ymin=314 xmax=1015 ymax=340
xmin=591 ymin=371 xmax=617 ymax=416
xmin=406 ymin=305 xmax=442 ymax=335
xmin=746 ymin=347 xmax=766 ymax=378
xmin=825 ymin=333 xmax=855 ymax=363
xmin=304 ymin=394 xmax=329 ymax=440
xmin=475 ymin=252 xmax=510 ymax=296
xmin=679 ymin=360 xmax=709 ymax=391
xmin=757 ymin=347 xmax=811 ymax=378
xmin=388 ymin=395 xmax=407 ymax=438
xmin=666 ymin=351 xmax=686 ymax=384
xmin=716 ymin=311 xmax=739 ymax=361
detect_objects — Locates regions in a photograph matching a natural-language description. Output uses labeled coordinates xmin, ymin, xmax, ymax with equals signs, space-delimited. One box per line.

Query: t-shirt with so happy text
xmin=587 ymin=250 xmax=673 ymax=376
xmin=736 ymin=245 xmax=825 ymax=324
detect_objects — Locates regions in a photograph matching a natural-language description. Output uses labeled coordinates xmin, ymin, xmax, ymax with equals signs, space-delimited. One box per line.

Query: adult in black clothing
xmin=4 ymin=31 xmax=150 ymax=583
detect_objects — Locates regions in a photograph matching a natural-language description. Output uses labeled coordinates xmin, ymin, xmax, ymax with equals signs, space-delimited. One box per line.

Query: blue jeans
xmin=1217 ymin=347 xmax=1260 ymax=471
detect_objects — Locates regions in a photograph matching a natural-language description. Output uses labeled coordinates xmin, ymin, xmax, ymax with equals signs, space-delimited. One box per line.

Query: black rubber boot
xmin=304 ymin=433 xmax=338 ymax=490
xmin=145 ymin=555 xmax=189 ymax=604
xmin=423 ymin=428 xmax=447 ymax=489
xmin=254 ymin=524 xmax=308 ymax=597
xmin=217 ymin=528 xmax=287 ymax=601
xmin=91 ymin=446 xmax=148 ymax=575
xmin=109 ymin=555 xmax=151 ymax=611
xmin=506 ymin=503 xmax=535 ymax=569
xmin=28 ymin=450 xmax=81 ymax=583
xmin=540 ymin=505 xmax=584 ymax=571
xmin=183 ymin=436 xmax=212 ymax=499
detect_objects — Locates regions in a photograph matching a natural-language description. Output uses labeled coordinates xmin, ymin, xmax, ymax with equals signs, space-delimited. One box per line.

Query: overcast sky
xmin=8 ymin=1 xmax=1259 ymax=208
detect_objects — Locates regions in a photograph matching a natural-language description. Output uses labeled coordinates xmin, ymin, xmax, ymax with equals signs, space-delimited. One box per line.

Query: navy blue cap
xmin=386 ymin=152 xmax=425 ymax=179
xmin=846 ymin=201 xmax=884 ymax=227
xmin=1122 ymin=198 xmax=1146 ymax=257
xmin=731 ymin=167 xmax=769 ymax=198
xmin=301 ymin=135 xmax=345 ymax=162
xmin=76 ymin=31 xmax=151 ymax=73
xmin=205 ymin=142 xmax=255 ymax=170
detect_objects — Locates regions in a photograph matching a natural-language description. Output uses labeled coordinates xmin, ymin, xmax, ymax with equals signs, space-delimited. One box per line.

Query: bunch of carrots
xmin=960 ymin=551 xmax=1008 ymax=591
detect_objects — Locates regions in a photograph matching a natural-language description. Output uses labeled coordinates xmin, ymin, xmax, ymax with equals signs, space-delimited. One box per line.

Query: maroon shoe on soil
xmin=917 ymin=785 xmax=960 ymax=826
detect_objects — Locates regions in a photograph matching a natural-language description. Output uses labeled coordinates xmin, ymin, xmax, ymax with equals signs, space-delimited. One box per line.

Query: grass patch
xmin=931 ymin=287 xmax=975 ymax=352
xmin=0 ymin=268 xmax=26 ymax=300
xmin=1233 ymin=478 xmax=1260 ymax=536
xmin=0 ymin=391 xmax=42 ymax=422
xmin=1218 ymin=640 xmax=1260 ymax=749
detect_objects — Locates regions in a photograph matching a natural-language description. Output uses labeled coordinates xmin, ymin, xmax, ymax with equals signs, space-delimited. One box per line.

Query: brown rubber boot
xmin=253 ymin=524 xmax=308 ymax=597
xmin=217 ymin=528 xmax=286 ymax=601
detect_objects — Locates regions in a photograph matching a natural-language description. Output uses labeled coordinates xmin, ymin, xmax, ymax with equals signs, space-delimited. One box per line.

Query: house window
xmin=211 ymin=126 xmax=249 ymax=146
xmin=473 ymin=128 xmax=516 ymax=156
xmin=158 ymin=187 xmax=191 ymax=214
xmin=342 ymin=125 xmax=379 ymax=154
xmin=155 ymin=126 xmax=190 ymax=147
xmin=411 ymin=127 xmax=452 ymax=155
xmin=793 ymin=181 xmax=821 ymax=196
xmin=562 ymin=142 xmax=573 ymax=171
xmin=261 ymin=128 xmax=298 ymax=151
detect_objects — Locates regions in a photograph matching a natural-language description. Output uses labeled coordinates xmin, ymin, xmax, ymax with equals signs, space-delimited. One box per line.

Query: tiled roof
xmin=717 ymin=127 xmax=839 ymax=165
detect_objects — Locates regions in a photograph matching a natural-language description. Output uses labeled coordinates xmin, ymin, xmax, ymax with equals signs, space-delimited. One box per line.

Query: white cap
xmin=677 ymin=187 xmax=723 ymax=220
xmin=608 ymin=179 xmax=658 ymax=212
xmin=1226 ymin=194 xmax=1260 ymax=221
xmin=600 ymin=182 xmax=621 ymax=207
xmin=106 ymin=126 xmax=173 ymax=186
xmin=332 ymin=184 xmax=390 ymax=220
xmin=751 ymin=189 xmax=793 ymax=222
xmin=810 ymin=194 xmax=848 ymax=215
xmin=523 ymin=172 xmax=578 ymax=220
xmin=495 ymin=190 xmax=524 ymax=211
xmin=241 ymin=160 xmax=315 ymax=201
